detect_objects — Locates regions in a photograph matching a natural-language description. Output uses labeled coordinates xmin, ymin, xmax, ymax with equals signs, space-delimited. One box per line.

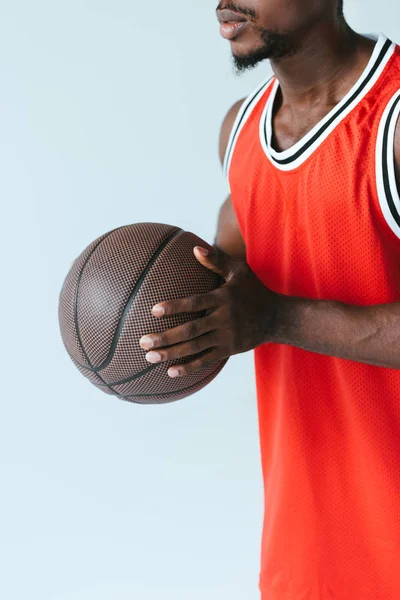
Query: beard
xmin=232 ymin=29 xmax=297 ymax=74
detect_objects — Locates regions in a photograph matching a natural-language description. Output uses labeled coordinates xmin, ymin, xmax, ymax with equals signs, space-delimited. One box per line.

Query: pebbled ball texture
xmin=58 ymin=223 xmax=229 ymax=405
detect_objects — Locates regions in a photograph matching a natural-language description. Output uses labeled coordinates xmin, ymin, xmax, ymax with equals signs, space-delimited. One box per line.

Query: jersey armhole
xmin=376 ymin=89 xmax=400 ymax=240
xmin=223 ymin=74 xmax=275 ymax=185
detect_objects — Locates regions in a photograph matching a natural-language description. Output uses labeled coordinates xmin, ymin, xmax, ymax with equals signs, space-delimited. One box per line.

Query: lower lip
xmin=219 ymin=21 xmax=248 ymax=40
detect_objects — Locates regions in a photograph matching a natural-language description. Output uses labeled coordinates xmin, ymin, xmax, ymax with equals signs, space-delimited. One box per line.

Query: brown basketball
xmin=58 ymin=223 xmax=229 ymax=405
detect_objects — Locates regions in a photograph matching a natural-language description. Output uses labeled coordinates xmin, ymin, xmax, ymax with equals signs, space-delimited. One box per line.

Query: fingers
xmin=151 ymin=288 xmax=223 ymax=318
xmin=139 ymin=313 xmax=218 ymax=351
xmin=144 ymin=330 xmax=220 ymax=366
xmin=167 ymin=348 xmax=224 ymax=378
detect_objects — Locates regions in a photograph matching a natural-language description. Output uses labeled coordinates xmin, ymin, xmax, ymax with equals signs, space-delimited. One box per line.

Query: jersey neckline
xmin=259 ymin=33 xmax=395 ymax=171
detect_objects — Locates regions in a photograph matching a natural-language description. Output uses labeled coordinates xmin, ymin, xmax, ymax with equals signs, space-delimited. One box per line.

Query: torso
xmin=223 ymin=32 xmax=400 ymax=599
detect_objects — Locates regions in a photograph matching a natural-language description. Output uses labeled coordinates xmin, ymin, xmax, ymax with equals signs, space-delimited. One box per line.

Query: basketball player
xmin=139 ymin=2 xmax=400 ymax=597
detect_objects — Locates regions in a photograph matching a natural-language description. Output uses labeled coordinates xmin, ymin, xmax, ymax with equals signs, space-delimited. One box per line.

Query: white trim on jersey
xmin=223 ymin=74 xmax=274 ymax=185
xmin=376 ymin=89 xmax=400 ymax=240
xmin=259 ymin=33 xmax=395 ymax=172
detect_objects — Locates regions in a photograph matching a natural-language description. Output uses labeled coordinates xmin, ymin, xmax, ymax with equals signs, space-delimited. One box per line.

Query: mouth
xmin=217 ymin=8 xmax=247 ymax=24
xmin=217 ymin=9 xmax=249 ymax=40
xmin=219 ymin=21 xmax=248 ymax=40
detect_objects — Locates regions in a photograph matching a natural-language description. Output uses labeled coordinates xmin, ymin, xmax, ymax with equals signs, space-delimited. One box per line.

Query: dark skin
xmin=139 ymin=1 xmax=400 ymax=375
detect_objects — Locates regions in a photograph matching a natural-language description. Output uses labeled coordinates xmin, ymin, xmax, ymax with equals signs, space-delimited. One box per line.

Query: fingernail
xmin=168 ymin=368 xmax=180 ymax=378
xmin=140 ymin=336 xmax=154 ymax=350
xmin=195 ymin=246 xmax=209 ymax=256
xmin=152 ymin=305 xmax=165 ymax=317
xmin=146 ymin=351 xmax=162 ymax=363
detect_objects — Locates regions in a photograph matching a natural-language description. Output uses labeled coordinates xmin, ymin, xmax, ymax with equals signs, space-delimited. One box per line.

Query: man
xmin=139 ymin=1 xmax=400 ymax=597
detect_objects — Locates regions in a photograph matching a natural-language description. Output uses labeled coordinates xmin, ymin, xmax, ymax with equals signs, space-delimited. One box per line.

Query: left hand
xmin=139 ymin=245 xmax=282 ymax=378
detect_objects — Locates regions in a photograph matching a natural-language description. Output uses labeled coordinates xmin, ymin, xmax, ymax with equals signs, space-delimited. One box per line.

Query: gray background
xmin=0 ymin=1 xmax=398 ymax=598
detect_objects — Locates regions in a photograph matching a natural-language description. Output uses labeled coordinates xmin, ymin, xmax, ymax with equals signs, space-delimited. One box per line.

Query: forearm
xmin=273 ymin=296 xmax=400 ymax=370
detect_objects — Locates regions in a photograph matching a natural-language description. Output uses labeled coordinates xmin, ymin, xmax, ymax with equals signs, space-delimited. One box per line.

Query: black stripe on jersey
xmin=382 ymin=94 xmax=400 ymax=228
xmin=268 ymin=38 xmax=392 ymax=166
xmin=224 ymin=76 xmax=274 ymax=177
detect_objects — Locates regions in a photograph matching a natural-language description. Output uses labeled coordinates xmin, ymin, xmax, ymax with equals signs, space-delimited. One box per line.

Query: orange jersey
xmin=224 ymin=33 xmax=400 ymax=599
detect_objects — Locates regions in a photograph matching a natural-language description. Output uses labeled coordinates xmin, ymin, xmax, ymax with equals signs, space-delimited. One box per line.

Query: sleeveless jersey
xmin=223 ymin=33 xmax=400 ymax=599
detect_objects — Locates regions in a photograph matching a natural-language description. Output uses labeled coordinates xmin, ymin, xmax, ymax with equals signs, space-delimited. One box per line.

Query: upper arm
xmin=218 ymin=98 xmax=246 ymax=167
xmin=215 ymin=195 xmax=246 ymax=259
xmin=215 ymin=98 xmax=247 ymax=259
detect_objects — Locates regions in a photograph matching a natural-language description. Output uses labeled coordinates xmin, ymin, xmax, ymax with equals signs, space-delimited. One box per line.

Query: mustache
xmin=216 ymin=1 xmax=255 ymax=19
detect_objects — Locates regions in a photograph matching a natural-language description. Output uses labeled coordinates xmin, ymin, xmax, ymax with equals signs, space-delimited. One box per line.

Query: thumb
xmin=193 ymin=245 xmax=233 ymax=280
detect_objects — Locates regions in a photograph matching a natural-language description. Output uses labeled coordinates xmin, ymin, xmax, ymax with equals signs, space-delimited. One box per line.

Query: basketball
xmin=58 ymin=223 xmax=229 ymax=405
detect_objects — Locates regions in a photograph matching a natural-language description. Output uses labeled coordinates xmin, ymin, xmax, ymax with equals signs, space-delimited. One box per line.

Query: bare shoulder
xmin=218 ymin=97 xmax=246 ymax=166
xmin=215 ymin=97 xmax=247 ymax=259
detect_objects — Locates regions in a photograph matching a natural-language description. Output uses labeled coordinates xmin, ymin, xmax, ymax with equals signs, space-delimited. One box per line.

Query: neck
xmin=270 ymin=22 xmax=376 ymax=108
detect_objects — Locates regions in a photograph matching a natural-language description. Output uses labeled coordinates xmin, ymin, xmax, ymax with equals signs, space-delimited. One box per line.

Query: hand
xmin=139 ymin=245 xmax=282 ymax=378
